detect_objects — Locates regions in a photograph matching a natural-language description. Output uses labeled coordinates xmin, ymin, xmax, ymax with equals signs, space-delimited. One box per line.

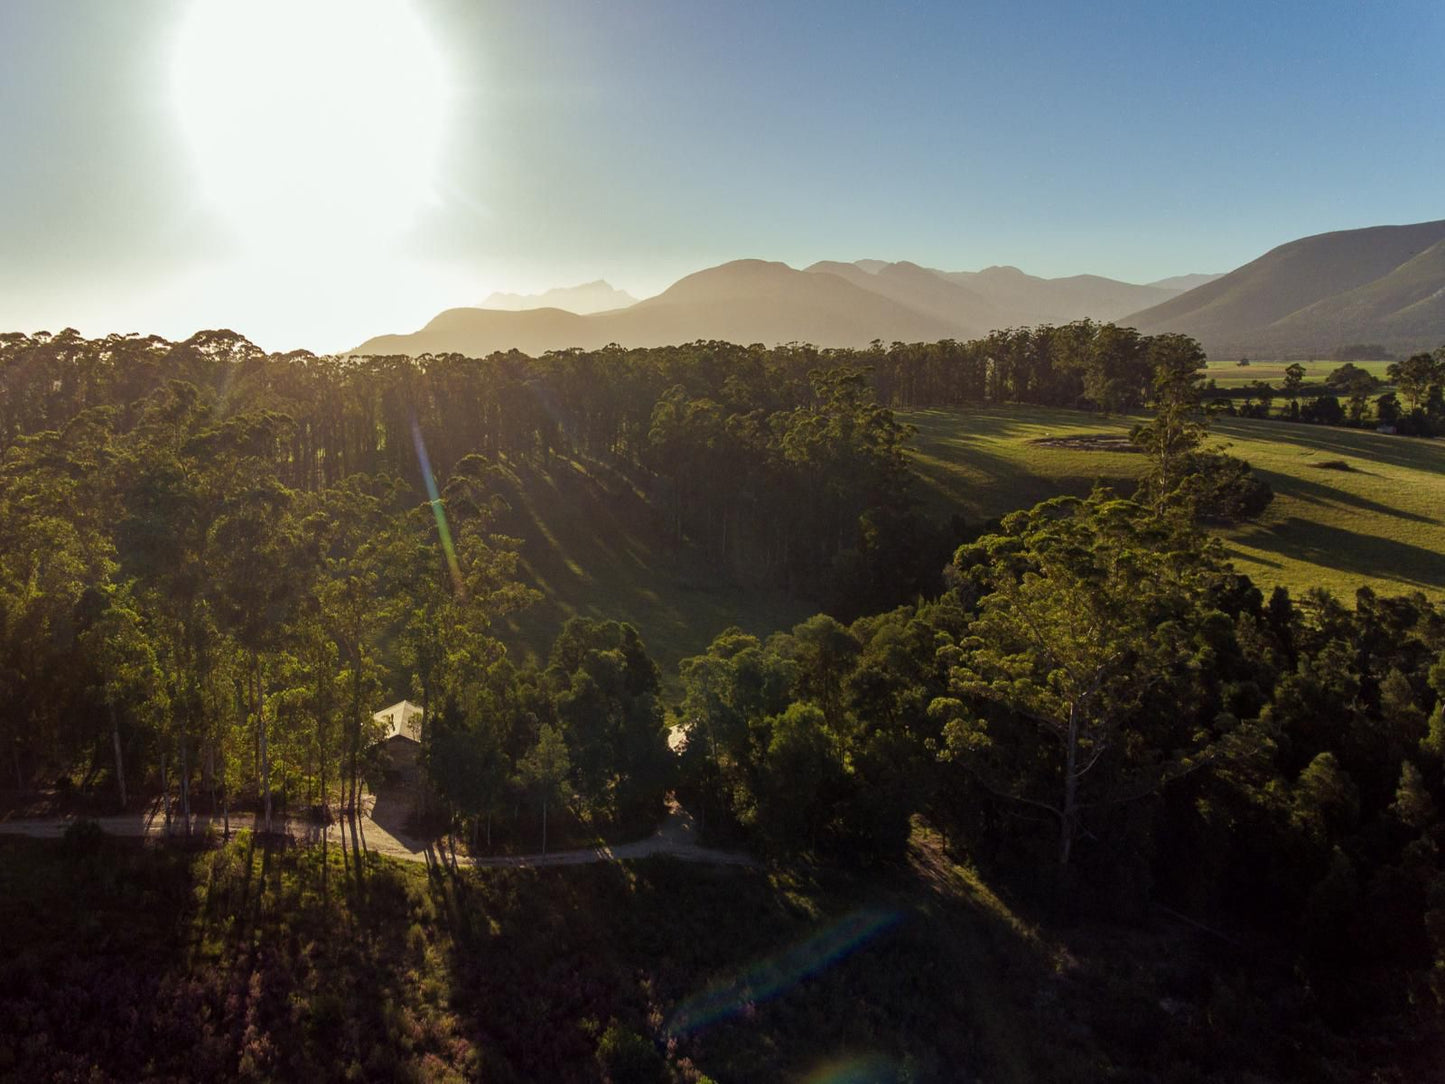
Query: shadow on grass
xmin=912 ymin=440 xmax=1138 ymax=520
xmin=1255 ymin=469 xmax=1442 ymax=525
xmin=1229 ymin=516 xmax=1445 ymax=590
xmin=1213 ymin=417 xmax=1445 ymax=475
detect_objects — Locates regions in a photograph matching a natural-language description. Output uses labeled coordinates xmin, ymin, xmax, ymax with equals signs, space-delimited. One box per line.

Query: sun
xmin=171 ymin=0 xmax=448 ymax=254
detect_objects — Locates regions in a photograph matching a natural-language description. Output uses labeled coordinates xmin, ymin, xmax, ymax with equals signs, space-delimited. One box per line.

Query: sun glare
xmin=171 ymin=0 xmax=448 ymax=253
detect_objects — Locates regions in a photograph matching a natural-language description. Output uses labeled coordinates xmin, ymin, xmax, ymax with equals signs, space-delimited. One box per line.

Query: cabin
xmin=372 ymin=699 xmax=424 ymax=770
xmin=369 ymin=699 xmax=429 ymax=831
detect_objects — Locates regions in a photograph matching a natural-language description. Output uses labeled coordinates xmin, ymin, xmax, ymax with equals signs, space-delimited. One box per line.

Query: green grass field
xmin=1203 ymin=357 xmax=1395 ymax=388
xmin=902 ymin=406 xmax=1445 ymax=602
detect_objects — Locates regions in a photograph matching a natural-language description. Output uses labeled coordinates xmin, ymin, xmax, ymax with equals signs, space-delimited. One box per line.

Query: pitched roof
xmin=372 ymin=699 xmax=424 ymax=743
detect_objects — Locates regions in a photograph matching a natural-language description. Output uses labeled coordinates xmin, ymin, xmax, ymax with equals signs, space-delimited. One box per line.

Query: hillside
xmin=1148 ymin=272 xmax=1223 ymax=292
xmin=1262 ymin=237 xmax=1445 ymax=351
xmin=1125 ymin=219 xmax=1445 ymax=357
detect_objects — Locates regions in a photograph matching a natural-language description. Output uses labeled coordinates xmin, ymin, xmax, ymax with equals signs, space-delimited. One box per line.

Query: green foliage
xmin=941 ymin=489 xmax=1236 ymax=869
xmin=595 ymin=1022 xmax=667 ymax=1084
xmin=1177 ymin=451 xmax=1274 ymax=520
xmin=546 ymin=618 xmax=671 ymax=826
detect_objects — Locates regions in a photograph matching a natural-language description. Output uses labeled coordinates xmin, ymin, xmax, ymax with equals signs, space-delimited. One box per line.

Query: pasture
xmin=1202 ymin=357 xmax=1395 ymax=388
xmin=902 ymin=406 xmax=1445 ymax=602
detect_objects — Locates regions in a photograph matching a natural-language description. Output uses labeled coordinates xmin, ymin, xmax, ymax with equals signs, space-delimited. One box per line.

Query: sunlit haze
xmin=172 ymin=0 xmax=447 ymax=253
xmin=1 ymin=0 xmax=1441 ymax=351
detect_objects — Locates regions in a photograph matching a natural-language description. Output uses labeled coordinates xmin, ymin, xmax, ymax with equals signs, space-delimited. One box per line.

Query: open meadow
xmin=1202 ymin=358 xmax=1396 ymax=388
xmin=902 ymin=406 xmax=1445 ymax=602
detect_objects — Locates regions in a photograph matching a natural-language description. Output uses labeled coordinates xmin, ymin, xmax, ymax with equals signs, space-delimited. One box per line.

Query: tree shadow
xmin=1229 ymin=516 xmax=1445 ymax=590
xmin=1255 ymin=469 xmax=1442 ymax=525
xmin=1213 ymin=417 xmax=1445 ymax=475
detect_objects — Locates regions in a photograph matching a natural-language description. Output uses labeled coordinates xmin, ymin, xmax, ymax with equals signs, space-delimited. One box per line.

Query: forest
xmin=2 ymin=324 xmax=1444 ymax=1080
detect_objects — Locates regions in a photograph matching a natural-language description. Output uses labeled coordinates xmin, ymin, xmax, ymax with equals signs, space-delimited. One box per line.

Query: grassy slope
xmin=0 ymin=829 xmax=1394 ymax=1083
xmin=903 ymin=406 xmax=1445 ymax=601
xmin=491 ymin=455 xmax=811 ymax=678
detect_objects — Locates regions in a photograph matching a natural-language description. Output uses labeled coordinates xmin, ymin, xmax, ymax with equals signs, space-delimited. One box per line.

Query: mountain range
xmin=354 ymin=219 xmax=1445 ymax=358
xmin=354 ymin=261 xmax=1212 ymax=357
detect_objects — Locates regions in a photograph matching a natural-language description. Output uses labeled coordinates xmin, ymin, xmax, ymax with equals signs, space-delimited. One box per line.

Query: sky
xmin=0 ymin=0 xmax=1442 ymax=353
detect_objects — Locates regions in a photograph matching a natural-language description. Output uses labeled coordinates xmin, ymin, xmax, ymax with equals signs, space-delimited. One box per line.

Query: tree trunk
xmin=206 ymin=739 xmax=216 ymax=821
xmin=161 ymin=745 xmax=171 ymax=835
xmin=348 ymin=645 xmax=363 ymax=876
xmin=256 ymin=653 xmax=271 ymax=835
xmin=1060 ymin=703 xmax=1079 ymax=868
xmin=109 ymin=700 xmax=127 ymax=810
xmin=180 ymin=730 xmax=191 ymax=836
xmin=541 ymin=793 xmax=548 ymax=856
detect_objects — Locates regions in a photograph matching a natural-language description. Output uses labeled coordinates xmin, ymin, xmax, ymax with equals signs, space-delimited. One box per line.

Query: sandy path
xmin=0 ymin=798 xmax=757 ymax=870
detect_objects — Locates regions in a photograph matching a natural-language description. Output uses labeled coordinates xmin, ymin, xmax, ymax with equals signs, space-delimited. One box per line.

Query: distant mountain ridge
xmin=357 ymin=260 xmax=964 ymax=356
xmin=480 ymin=280 xmax=637 ymax=315
xmin=1124 ymin=220 xmax=1445 ymax=357
xmin=354 ymin=259 xmax=1207 ymax=356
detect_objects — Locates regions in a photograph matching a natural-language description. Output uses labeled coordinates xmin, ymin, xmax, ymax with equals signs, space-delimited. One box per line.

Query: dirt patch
xmin=1311 ymin=459 xmax=1353 ymax=471
xmin=1030 ymin=434 xmax=1140 ymax=453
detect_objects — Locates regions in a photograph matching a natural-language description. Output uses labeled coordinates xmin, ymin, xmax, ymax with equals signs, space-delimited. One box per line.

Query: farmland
xmin=902 ymin=405 xmax=1445 ymax=601
xmin=1202 ymin=357 xmax=1396 ymax=388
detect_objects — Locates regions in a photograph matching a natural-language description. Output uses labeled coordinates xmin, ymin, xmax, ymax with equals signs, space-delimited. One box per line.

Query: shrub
xmin=595 ymin=1022 xmax=666 ymax=1084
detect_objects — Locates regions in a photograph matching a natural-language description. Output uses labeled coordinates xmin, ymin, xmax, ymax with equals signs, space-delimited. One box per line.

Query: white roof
xmin=373 ymin=699 xmax=424 ymax=743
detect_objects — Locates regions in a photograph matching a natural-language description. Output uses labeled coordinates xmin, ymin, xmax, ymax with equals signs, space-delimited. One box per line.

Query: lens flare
xmin=665 ymin=908 xmax=900 ymax=1037
xmin=801 ymin=1054 xmax=902 ymax=1084
xmin=412 ymin=420 xmax=464 ymax=594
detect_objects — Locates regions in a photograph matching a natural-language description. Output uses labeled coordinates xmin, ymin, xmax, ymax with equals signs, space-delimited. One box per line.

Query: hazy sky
xmin=1 ymin=0 xmax=1442 ymax=352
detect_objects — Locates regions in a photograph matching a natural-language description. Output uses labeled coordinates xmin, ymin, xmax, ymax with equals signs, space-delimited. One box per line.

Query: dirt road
xmin=0 ymin=798 xmax=757 ymax=869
